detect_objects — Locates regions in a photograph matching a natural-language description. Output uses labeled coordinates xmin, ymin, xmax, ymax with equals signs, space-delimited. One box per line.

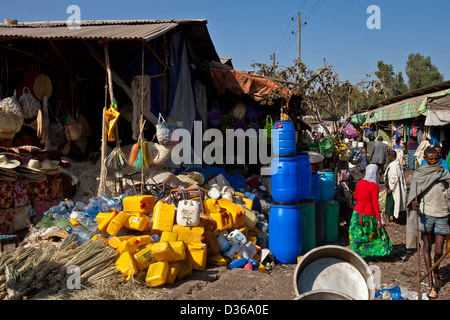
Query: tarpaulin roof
xmin=209 ymin=67 xmax=294 ymax=103
xmin=362 ymin=88 xmax=450 ymax=124
xmin=425 ymin=95 xmax=450 ymax=126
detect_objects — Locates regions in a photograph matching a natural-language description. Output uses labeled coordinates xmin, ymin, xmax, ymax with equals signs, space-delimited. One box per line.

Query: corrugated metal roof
xmin=0 ymin=19 xmax=206 ymax=41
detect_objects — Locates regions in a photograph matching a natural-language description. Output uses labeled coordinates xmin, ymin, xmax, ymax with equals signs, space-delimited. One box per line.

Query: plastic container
xmin=217 ymin=198 xmax=246 ymax=228
xmin=209 ymin=211 xmax=234 ymax=232
xmin=296 ymin=153 xmax=312 ymax=200
xmin=106 ymin=211 xmax=128 ymax=236
xmin=70 ymin=226 xmax=95 ymax=245
xmin=151 ymin=241 xmax=186 ymax=262
xmin=199 ymin=213 xmax=218 ymax=231
xmin=230 ymin=257 xmax=249 ymax=270
xmin=318 ymin=170 xmax=335 ymax=201
xmin=145 ymin=261 xmax=169 ymax=287
xmin=176 ymin=199 xmax=201 ymax=227
xmin=204 ymin=230 xmax=220 ymax=256
xmin=271 ymin=157 xmax=300 ymax=203
xmin=124 ymin=213 xmax=150 ymax=232
xmin=177 ymin=260 xmax=193 ymax=280
xmin=299 ymin=198 xmax=316 ymax=255
xmin=117 ymin=237 xmax=141 ymax=255
xmin=268 ymin=202 xmax=302 ymax=263
xmin=123 ymin=195 xmax=155 ymax=214
xmin=166 ymin=262 xmax=181 ymax=285
xmin=223 ymin=242 xmax=242 ymax=260
xmin=91 ymin=235 xmax=108 ymax=244
xmin=242 ymin=207 xmax=257 ymax=229
xmin=172 ymin=225 xmax=204 ymax=244
xmin=151 ymin=201 xmax=176 ymax=234
xmin=240 ymin=240 xmax=257 ymax=259
xmin=115 ymin=251 xmax=138 ymax=282
xmin=203 ymin=198 xmax=221 ymax=214
xmin=133 ymin=243 xmax=155 ymax=271
xmin=217 ymin=234 xmax=231 ymax=254
xmin=108 ymin=235 xmax=134 ymax=249
xmin=257 ymin=231 xmax=269 ymax=248
xmin=228 ymin=229 xmax=247 ymax=246
xmin=186 ymin=243 xmax=207 ymax=270
xmin=311 ymin=172 xmax=321 ymax=204
xmin=325 ymin=200 xmax=340 ymax=242
xmin=160 ymin=231 xmax=178 ymax=242
xmin=315 ymin=201 xmax=326 ymax=246
xmin=272 ymin=120 xmax=297 ymax=156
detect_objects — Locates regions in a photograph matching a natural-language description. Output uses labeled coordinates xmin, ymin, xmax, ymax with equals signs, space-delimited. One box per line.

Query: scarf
xmin=364 ymin=164 xmax=379 ymax=184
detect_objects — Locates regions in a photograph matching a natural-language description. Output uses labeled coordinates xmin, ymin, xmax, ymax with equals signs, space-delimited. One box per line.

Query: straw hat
xmin=25 ymin=159 xmax=44 ymax=172
xmin=40 ymin=159 xmax=60 ymax=171
xmin=0 ymin=155 xmax=20 ymax=169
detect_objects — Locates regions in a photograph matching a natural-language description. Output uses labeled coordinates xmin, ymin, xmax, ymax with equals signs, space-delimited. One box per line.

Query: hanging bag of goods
xmin=230 ymin=101 xmax=247 ymax=120
xmin=208 ymin=100 xmax=222 ymax=128
xmin=18 ymin=87 xmax=41 ymax=119
xmin=219 ymin=114 xmax=235 ymax=135
xmin=350 ymin=114 xmax=366 ymax=126
xmin=105 ymin=99 xmax=120 ymax=142
xmin=343 ymin=122 xmax=359 ymax=139
xmin=156 ymin=113 xmax=172 ymax=145
xmin=0 ymin=91 xmax=23 ymax=117
xmin=64 ymin=113 xmax=82 ymax=141
xmin=332 ymin=135 xmax=346 ymax=155
xmin=262 ymin=115 xmax=273 ymax=144
xmin=319 ymin=136 xmax=334 ymax=155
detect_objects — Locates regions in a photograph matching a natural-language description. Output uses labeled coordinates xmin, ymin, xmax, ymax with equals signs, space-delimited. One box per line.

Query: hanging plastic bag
xmin=156 ymin=113 xmax=172 ymax=145
xmin=105 ymin=100 xmax=120 ymax=142
xmin=262 ymin=115 xmax=273 ymax=144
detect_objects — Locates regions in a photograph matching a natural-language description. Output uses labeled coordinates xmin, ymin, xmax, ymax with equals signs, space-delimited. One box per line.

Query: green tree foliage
xmin=405 ymin=53 xmax=444 ymax=90
xmin=375 ymin=61 xmax=408 ymax=97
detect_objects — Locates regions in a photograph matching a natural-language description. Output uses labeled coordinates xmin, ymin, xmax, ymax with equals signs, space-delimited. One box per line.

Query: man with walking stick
xmin=406 ymin=146 xmax=450 ymax=298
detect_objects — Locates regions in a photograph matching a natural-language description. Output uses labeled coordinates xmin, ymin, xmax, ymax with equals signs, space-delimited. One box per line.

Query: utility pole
xmin=297 ymin=12 xmax=301 ymax=63
xmin=272 ymin=52 xmax=276 ymax=69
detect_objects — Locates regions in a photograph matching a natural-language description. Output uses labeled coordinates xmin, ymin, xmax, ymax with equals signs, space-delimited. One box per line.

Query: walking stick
xmin=415 ymin=181 xmax=421 ymax=300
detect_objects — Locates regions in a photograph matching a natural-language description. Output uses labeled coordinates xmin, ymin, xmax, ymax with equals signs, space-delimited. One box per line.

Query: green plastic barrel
xmin=315 ymin=201 xmax=326 ymax=246
xmin=325 ymin=200 xmax=340 ymax=242
xmin=299 ymin=198 xmax=316 ymax=255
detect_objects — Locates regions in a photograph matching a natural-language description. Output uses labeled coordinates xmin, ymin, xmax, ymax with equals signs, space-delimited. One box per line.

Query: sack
xmin=208 ymin=101 xmax=222 ymax=127
xmin=18 ymin=87 xmax=40 ymax=119
xmin=230 ymin=101 xmax=246 ymax=120
xmin=333 ymin=136 xmax=346 ymax=155
xmin=343 ymin=123 xmax=359 ymax=139
xmin=156 ymin=113 xmax=172 ymax=145
xmin=0 ymin=92 xmax=23 ymax=117
xmin=319 ymin=137 xmax=334 ymax=155
xmin=65 ymin=119 xmax=82 ymax=141
xmin=148 ymin=141 xmax=173 ymax=166
xmin=351 ymin=114 xmax=366 ymax=126
xmin=263 ymin=115 xmax=273 ymax=144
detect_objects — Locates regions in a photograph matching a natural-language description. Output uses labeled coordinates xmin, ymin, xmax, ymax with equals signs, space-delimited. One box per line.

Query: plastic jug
xmin=122 ymin=195 xmax=155 ymax=214
xmin=145 ymin=261 xmax=169 ymax=287
xmin=241 ymin=206 xmax=257 ymax=229
xmin=199 ymin=213 xmax=218 ymax=231
xmin=204 ymin=230 xmax=219 ymax=256
xmin=106 ymin=211 xmax=129 ymax=236
xmin=133 ymin=243 xmax=155 ymax=271
xmin=160 ymin=231 xmax=178 ymax=242
xmin=186 ymin=243 xmax=207 ymax=270
xmin=151 ymin=201 xmax=176 ymax=234
xmin=97 ymin=211 xmax=118 ymax=233
xmin=239 ymin=240 xmax=257 ymax=259
xmin=91 ymin=235 xmax=108 ymax=244
xmin=115 ymin=251 xmax=138 ymax=282
xmin=217 ymin=234 xmax=231 ymax=254
xmin=223 ymin=242 xmax=242 ymax=260
xmin=230 ymin=257 xmax=248 ymax=270
xmin=217 ymin=198 xmax=246 ymax=228
xmin=117 ymin=237 xmax=141 ymax=255
xmin=124 ymin=213 xmax=150 ymax=232
xmin=177 ymin=260 xmax=193 ymax=280
xmin=176 ymin=199 xmax=201 ymax=227
xmin=228 ymin=228 xmax=247 ymax=246
xmin=166 ymin=262 xmax=181 ymax=285
xmin=172 ymin=225 xmax=204 ymax=244
xmin=203 ymin=198 xmax=221 ymax=214
xmin=108 ymin=235 xmax=134 ymax=249
xmin=151 ymin=241 xmax=186 ymax=262
xmin=209 ymin=211 xmax=233 ymax=232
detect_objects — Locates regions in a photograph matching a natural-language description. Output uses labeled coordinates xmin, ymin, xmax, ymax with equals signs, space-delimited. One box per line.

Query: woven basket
xmin=0 ymin=112 xmax=23 ymax=139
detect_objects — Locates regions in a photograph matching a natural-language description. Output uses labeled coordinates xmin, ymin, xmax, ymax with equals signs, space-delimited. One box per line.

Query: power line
xmin=303 ymin=0 xmax=324 ymax=23
xmin=272 ymin=16 xmax=296 ymax=56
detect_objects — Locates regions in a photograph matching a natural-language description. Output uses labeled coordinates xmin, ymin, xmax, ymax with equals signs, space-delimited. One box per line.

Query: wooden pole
xmin=415 ymin=182 xmax=421 ymax=300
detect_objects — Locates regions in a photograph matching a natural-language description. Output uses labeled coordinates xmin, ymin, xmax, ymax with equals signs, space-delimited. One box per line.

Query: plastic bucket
xmin=325 ymin=200 xmax=340 ymax=242
xmin=315 ymin=201 xmax=326 ymax=246
xmin=268 ymin=202 xmax=302 ymax=263
xmin=271 ymin=157 xmax=299 ymax=203
xmin=272 ymin=121 xmax=296 ymax=156
xmin=318 ymin=170 xmax=335 ymax=201
xmin=296 ymin=153 xmax=312 ymax=200
xmin=293 ymin=245 xmax=376 ymax=300
xmin=299 ymin=198 xmax=316 ymax=255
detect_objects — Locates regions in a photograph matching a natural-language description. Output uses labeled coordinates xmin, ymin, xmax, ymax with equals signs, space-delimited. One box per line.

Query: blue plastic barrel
xmin=296 ymin=154 xmax=312 ymax=200
xmin=271 ymin=156 xmax=299 ymax=203
xmin=268 ymin=202 xmax=302 ymax=263
xmin=318 ymin=170 xmax=335 ymax=201
xmin=272 ymin=121 xmax=296 ymax=156
xmin=311 ymin=172 xmax=321 ymax=204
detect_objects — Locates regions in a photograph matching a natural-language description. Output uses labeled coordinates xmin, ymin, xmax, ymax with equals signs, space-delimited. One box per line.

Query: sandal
xmin=427 ymin=287 xmax=437 ymax=299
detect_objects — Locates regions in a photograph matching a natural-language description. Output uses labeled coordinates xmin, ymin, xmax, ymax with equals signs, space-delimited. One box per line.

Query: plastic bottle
xmin=74 ymin=201 xmax=89 ymax=213
xmin=69 ymin=226 xmax=95 ymax=245
xmin=98 ymin=194 xmax=118 ymax=207
xmin=89 ymin=196 xmax=103 ymax=211
xmin=151 ymin=234 xmax=161 ymax=243
xmin=65 ymin=199 xmax=75 ymax=211
xmin=49 ymin=205 xmax=69 ymax=216
xmin=217 ymin=234 xmax=231 ymax=254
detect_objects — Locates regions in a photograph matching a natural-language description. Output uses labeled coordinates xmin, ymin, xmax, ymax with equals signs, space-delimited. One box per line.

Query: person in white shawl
xmin=384 ymin=150 xmax=407 ymax=222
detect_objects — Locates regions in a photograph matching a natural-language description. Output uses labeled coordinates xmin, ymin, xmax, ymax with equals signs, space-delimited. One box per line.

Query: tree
xmin=405 ymin=53 xmax=444 ymax=90
xmin=375 ymin=61 xmax=408 ymax=97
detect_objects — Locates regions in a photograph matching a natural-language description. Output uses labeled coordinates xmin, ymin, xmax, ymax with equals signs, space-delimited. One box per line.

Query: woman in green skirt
xmin=349 ymin=164 xmax=393 ymax=257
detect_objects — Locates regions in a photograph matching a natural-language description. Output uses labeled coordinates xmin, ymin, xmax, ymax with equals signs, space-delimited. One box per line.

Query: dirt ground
xmin=2 ymin=170 xmax=449 ymax=301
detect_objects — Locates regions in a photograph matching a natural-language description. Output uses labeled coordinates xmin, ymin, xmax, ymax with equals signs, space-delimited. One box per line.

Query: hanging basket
xmin=319 ymin=137 xmax=334 ymax=155
xmin=350 ymin=114 xmax=366 ymax=126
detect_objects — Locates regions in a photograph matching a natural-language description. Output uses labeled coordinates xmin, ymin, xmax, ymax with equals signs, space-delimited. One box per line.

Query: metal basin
xmin=293 ymin=245 xmax=375 ymax=300
xmin=294 ymin=289 xmax=354 ymax=300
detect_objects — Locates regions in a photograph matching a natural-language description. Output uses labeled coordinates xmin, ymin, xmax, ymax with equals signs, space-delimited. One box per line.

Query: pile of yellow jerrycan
xmin=90 ymin=188 xmax=266 ymax=287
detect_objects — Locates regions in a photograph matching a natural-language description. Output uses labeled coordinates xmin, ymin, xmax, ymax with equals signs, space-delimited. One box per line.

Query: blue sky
xmin=2 ymin=0 xmax=449 ymax=85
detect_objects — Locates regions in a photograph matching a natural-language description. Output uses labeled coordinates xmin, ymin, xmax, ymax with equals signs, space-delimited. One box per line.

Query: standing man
xmin=384 ymin=150 xmax=407 ymax=223
xmin=406 ymin=146 xmax=450 ymax=298
xmin=369 ymin=136 xmax=388 ymax=183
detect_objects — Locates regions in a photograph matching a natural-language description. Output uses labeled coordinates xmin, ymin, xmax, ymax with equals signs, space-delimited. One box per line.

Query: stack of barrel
xmin=268 ymin=120 xmax=312 ymax=263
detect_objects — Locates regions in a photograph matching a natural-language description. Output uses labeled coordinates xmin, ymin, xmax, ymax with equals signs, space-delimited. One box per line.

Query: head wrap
xmin=364 ymin=164 xmax=379 ymax=184
xmin=340 ymin=170 xmax=351 ymax=182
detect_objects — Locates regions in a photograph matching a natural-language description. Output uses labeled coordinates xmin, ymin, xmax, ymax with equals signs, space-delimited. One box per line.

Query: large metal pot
xmin=294 ymin=289 xmax=354 ymax=300
xmin=298 ymin=151 xmax=324 ymax=172
xmin=293 ymin=245 xmax=375 ymax=300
